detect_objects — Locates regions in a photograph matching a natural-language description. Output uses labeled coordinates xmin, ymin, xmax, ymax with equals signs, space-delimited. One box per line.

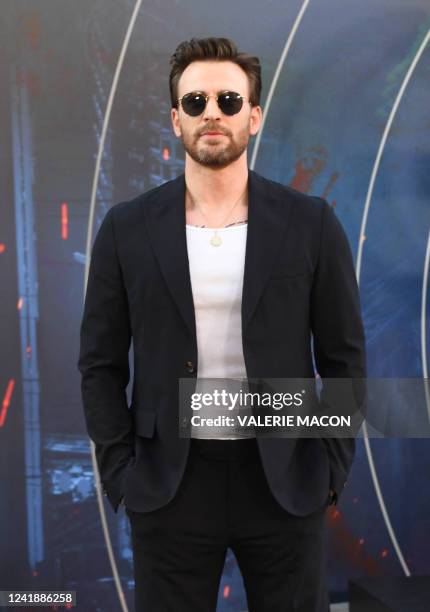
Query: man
xmin=78 ymin=36 xmax=366 ymax=612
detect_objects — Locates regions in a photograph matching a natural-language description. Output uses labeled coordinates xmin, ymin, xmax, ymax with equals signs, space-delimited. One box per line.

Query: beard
xmin=180 ymin=124 xmax=250 ymax=169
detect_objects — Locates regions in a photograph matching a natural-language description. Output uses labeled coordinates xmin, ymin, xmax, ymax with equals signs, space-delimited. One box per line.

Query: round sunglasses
xmin=175 ymin=90 xmax=252 ymax=116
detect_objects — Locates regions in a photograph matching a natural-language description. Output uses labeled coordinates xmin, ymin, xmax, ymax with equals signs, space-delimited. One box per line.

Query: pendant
xmin=210 ymin=234 xmax=222 ymax=247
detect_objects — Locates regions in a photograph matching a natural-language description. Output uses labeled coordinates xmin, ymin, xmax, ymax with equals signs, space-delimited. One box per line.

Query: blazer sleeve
xmin=77 ymin=206 xmax=135 ymax=513
xmin=310 ymin=199 xmax=367 ymax=505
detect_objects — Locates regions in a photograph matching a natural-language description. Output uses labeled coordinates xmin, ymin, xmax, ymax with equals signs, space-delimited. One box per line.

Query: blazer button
xmin=185 ymin=360 xmax=195 ymax=373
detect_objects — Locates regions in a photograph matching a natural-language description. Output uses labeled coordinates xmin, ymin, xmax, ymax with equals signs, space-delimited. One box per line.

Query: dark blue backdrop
xmin=1 ymin=1 xmax=429 ymax=610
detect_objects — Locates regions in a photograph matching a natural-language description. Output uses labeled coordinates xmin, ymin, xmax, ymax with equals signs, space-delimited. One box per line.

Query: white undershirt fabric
xmin=185 ymin=222 xmax=256 ymax=439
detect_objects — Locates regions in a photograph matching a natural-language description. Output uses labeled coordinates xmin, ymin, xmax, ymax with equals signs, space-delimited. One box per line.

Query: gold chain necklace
xmin=186 ymin=186 xmax=248 ymax=247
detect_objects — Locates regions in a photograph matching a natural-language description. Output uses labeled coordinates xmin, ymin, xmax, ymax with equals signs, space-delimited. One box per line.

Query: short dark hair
xmin=169 ymin=37 xmax=262 ymax=109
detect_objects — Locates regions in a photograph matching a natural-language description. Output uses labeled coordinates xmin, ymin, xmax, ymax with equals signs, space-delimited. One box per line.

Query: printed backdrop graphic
xmin=0 ymin=0 xmax=430 ymax=610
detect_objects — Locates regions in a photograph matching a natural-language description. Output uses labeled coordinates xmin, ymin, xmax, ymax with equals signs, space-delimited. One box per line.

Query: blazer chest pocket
xmin=269 ymin=255 xmax=312 ymax=280
xmin=133 ymin=409 xmax=157 ymax=438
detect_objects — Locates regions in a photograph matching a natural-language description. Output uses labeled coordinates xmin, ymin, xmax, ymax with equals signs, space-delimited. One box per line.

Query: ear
xmin=249 ymin=105 xmax=263 ymax=136
xmin=171 ymin=107 xmax=182 ymax=137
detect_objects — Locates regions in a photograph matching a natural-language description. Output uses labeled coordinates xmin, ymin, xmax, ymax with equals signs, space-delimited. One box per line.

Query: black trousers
xmin=126 ymin=437 xmax=331 ymax=612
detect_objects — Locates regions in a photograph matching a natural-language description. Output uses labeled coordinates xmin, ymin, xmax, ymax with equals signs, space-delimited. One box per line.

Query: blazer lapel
xmin=143 ymin=169 xmax=292 ymax=343
xmin=143 ymin=172 xmax=197 ymax=339
xmin=241 ymin=170 xmax=291 ymax=332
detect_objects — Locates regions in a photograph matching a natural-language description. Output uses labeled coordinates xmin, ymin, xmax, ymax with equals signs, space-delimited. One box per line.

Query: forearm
xmin=310 ymin=199 xmax=367 ymax=504
xmin=77 ymin=206 xmax=135 ymax=507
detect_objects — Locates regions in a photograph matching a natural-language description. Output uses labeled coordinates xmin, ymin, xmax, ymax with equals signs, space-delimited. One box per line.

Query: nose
xmin=202 ymin=95 xmax=222 ymax=121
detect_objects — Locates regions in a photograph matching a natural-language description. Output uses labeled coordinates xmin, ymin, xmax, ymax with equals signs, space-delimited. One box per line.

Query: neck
xmin=184 ymin=153 xmax=249 ymax=212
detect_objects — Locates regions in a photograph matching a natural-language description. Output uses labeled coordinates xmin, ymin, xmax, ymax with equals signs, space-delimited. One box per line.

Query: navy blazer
xmin=77 ymin=168 xmax=367 ymax=515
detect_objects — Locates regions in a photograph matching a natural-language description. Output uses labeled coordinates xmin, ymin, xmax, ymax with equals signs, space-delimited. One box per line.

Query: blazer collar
xmin=143 ymin=168 xmax=292 ymax=339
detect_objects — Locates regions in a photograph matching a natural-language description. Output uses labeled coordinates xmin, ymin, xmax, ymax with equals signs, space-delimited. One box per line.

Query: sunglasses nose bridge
xmin=201 ymin=94 xmax=222 ymax=118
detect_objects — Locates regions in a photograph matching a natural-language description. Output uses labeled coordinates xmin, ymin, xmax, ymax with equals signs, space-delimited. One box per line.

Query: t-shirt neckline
xmin=185 ymin=221 xmax=248 ymax=230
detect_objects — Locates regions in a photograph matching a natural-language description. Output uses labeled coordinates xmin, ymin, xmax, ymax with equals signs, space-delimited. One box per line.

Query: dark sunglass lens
xmin=182 ymin=93 xmax=206 ymax=116
xmin=218 ymin=92 xmax=243 ymax=115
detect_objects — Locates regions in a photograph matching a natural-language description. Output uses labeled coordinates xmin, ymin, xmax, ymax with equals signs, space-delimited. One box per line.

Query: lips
xmin=202 ymin=131 xmax=224 ymax=136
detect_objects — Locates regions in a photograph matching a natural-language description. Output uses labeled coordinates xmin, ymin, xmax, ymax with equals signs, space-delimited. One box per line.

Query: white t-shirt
xmin=185 ymin=221 xmax=255 ymax=439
